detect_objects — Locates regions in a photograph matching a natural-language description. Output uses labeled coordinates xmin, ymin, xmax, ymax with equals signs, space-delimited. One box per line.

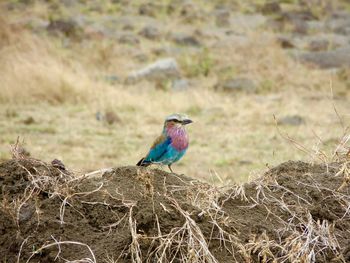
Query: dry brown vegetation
xmin=1 ymin=143 xmax=350 ymax=262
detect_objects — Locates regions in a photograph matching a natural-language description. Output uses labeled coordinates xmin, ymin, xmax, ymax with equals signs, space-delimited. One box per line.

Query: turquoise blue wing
xmin=157 ymin=146 xmax=187 ymax=165
xmin=144 ymin=135 xmax=172 ymax=163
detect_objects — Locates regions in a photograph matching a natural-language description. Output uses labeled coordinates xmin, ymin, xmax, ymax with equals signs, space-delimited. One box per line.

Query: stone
xmin=304 ymin=34 xmax=349 ymax=51
xmin=95 ymin=111 xmax=121 ymax=125
xmin=171 ymin=33 xmax=201 ymax=47
xmin=278 ymin=115 xmax=305 ymax=126
xmin=122 ymin=23 xmax=134 ymax=31
xmin=276 ymin=35 xmax=296 ymax=49
xmin=326 ymin=13 xmax=350 ymax=35
xmin=281 ymin=10 xmax=316 ymax=22
xmin=308 ymin=39 xmax=329 ymax=51
xmin=139 ymin=3 xmax=159 ymax=17
xmin=172 ymin=79 xmax=189 ymax=90
xmin=298 ymin=46 xmax=350 ymax=69
xmin=216 ymin=78 xmax=257 ymax=93
xmin=23 ymin=116 xmax=35 ymax=125
xmin=51 ymin=159 xmax=67 ymax=171
xmin=118 ymin=34 xmax=140 ymax=45
xmin=179 ymin=1 xmax=204 ymax=23
xmin=260 ymin=1 xmax=281 ymax=15
xmin=139 ymin=25 xmax=161 ymax=40
xmin=47 ymin=18 xmax=83 ymax=37
xmin=214 ymin=8 xmax=230 ymax=27
xmin=105 ymin=111 xmax=121 ymax=125
xmin=306 ymin=21 xmax=326 ymax=33
xmin=126 ymin=58 xmax=181 ymax=84
xmin=271 ymin=10 xmax=316 ymax=34
xmin=18 ymin=204 xmax=34 ymax=223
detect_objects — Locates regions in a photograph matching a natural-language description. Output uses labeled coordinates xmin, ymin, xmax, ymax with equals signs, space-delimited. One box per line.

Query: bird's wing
xmin=144 ymin=134 xmax=171 ymax=163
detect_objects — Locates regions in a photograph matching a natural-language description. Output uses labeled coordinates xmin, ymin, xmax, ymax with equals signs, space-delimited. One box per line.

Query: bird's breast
xmin=166 ymin=127 xmax=189 ymax=151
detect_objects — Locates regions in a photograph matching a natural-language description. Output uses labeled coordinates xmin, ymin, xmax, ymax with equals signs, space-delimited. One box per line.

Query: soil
xmin=0 ymin=159 xmax=350 ymax=262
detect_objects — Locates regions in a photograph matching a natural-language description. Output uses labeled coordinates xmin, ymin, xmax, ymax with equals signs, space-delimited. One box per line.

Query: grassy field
xmin=1 ymin=0 xmax=349 ymax=184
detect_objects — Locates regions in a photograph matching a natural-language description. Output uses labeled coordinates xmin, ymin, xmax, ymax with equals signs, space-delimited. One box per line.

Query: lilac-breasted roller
xmin=136 ymin=113 xmax=193 ymax=173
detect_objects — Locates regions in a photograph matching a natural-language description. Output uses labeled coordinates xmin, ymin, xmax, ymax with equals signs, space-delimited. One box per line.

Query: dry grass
xmin=4 ymin=139 xmax=350 ymax=262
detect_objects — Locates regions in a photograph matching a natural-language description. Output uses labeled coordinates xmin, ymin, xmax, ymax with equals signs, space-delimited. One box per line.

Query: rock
xmin=292 ymin=19 xmax=308 ymax=34
xmin=276 ymin=35 xmax=296 ymax=49
xmin=51 ymin=159 xmax=70 ymax=175
xmin=95 ymin=111 xmax=103 ymax=121
xmin=95 ymin=111 xmax=121 ymax=125
xmin=304 ymin=34 xmax=349 ymax=51
xmin=281 ymin=10 xmax=316 ymax=22
xmin=308 ymin=39 xmax=329 ymax=51
xmin=172 ymin=79 xmax=189 ymax=90
xmin=216 ymin=78 xmax=257 ymax=93
xmin=47 ymin=18 xmax=82 ymax=37
xmin=285 ymin=34 xmax=349 ymax=51
xmin=126 ymin=58 xmax=181 ymax=84
xmin=180 ymin=2 xmax=196 ymax=17
xmin=171 ymin=33 xmax=201 ymax=47
xmin=278 ymin=115 xmax=305 ymax=126
xmin=326 ymin=12 xmax=350 ymax=35
xmin=214 ymin=8 xmax=230 ymax=27
xmin=139 ymin=2 xmax=160 ymax=17
xmin=118 ymin=34 xmax=140 ymax=45
xmin=272 ymin=10 xmax=316 ymax=34
xmin=18 ymin=204 xmax=34 ymax=223
xmin=122 ymin=23 xmax=134 ymax=31
xmin=22 ymin=116 xmax=35 ymax=125
xmin=260 ymin=1 xmax=281 ymax=15
xmin=105 ymin=111 xmax=121 ymax=125
xmin=297 ymin=46 xmax=350 ymax=69
xmin=139 ymin=25 xmax=161 ymax=40
xmin=306 ymin=21 xmax=326 ymax=33
xmin=179 ymin=2 xmax=204 ymax=23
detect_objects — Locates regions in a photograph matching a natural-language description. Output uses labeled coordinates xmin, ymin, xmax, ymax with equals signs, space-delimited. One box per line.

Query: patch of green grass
xmin=180 ymin=49 xmax=214 ymax=78
xmin=260 ymin=79 xmax=275 ymax=93
xmin=216 ymin=66 xmax=239 ymax=81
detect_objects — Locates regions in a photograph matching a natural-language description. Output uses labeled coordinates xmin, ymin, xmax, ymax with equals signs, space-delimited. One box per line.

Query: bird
xmin=136 ymin=113 xmax=193 ymax=173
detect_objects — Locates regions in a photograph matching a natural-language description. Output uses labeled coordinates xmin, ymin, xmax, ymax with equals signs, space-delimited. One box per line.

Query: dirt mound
xmin=1 ymin=159 xmax=350 ymax=262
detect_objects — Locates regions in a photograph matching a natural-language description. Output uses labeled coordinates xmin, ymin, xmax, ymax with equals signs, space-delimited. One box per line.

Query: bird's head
xmin=164 ymin=113 xmax=193 ymax=129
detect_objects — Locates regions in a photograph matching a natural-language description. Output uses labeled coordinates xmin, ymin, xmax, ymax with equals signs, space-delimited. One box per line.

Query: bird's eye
xmin=167 ymin=119 xmax=180 ymax=123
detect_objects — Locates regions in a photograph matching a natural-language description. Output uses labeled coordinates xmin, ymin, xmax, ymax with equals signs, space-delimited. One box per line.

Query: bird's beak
xmin=182 ymin=119 xmax=193 ymax=125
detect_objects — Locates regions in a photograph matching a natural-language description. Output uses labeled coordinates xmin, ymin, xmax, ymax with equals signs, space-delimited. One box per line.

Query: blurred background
xmin=0 ymin=0 xmax=349 ymax=184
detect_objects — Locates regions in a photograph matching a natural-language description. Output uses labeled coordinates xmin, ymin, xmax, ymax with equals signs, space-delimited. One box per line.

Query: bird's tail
xmin=136 ymin=157 xmax=151 ymax=166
